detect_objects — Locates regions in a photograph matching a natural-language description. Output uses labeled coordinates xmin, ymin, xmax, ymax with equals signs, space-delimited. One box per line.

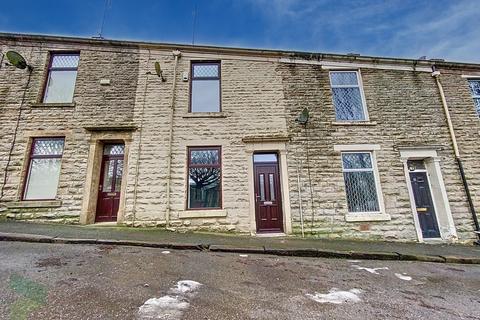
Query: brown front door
xmin=254 ymin=153 xmax=283 ymax=233
xmin=95 ymin=144 xmax=125 ymax=222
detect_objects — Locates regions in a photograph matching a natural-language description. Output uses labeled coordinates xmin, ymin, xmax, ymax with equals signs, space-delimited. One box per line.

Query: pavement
xmin=0 ymin=221 xmax=479 ymax=264
xmin=1 ymin=241 xmax=479 ymax=319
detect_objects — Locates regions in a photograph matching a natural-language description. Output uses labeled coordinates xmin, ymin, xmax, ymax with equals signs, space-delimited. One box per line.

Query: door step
xmin=255 ymin=232 xmax=286 ymax=238
xmin=90 ymin=222 xmax=117 ymax=227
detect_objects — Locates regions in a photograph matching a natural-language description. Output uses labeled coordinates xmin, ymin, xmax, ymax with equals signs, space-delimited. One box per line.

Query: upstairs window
xmin=329 ymin=71 xmax=367 ymax=121
xmin=187 ymin=147 xmax=222 ymax=209
xmin=467 ymin=79 xmax=480 ymax=117
xmin=43 ymin=53 xmax=79 ymax=103
xmin=23 ymin=138 xmax=65 ymax=200
xmin=341 ymin=152 xmax=380 ymax=213
xmin=190 ymin=61 xmax=221 ymax=112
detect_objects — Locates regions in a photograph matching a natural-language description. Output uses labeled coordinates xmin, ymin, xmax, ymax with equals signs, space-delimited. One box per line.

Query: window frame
xmin=186 ymin=146 xmax=223 ymax=210
xmin=467 ymin=79 xmax=480 ymax=117
xmin=22 ymin=137 xmax=65 ymax=201
xmin=41 ymin=51 xmax=80 ymax=103
xmin=189 ymin=61 xmax=222 ymax=113
xmin=340 ymin=151 xmax=383 ymax=214
xmin=329 ymin=70 xmax=369 ymax=121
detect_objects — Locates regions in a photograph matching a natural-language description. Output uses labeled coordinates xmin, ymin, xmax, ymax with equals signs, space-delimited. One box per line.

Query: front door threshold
xmin=255 ymin=232 xmax=286 ymax=238
xmin=90 ymin=221 xmax=118 ymax=227
xmin=423 ymin=238 xmax=445 ymax=244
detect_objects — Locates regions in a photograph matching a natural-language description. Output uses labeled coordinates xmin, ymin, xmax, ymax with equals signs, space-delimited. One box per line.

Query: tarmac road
xmin=0 ymin=241 xmax=479 ymax=319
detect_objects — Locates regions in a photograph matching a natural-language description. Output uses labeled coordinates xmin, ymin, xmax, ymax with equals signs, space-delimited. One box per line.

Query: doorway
xmin=408 ymin=160 xmax=441 ymax=239
xmin=95 ymin=144 xmax=125 ymax=222
xmin=253 ymin=153 xmax=283 ymax=233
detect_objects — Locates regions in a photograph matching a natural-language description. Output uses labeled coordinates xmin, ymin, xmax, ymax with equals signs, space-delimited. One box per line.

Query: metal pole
xmin=131 ymin=49 xmax=151 ymax=226
xmin=0 ymin=68 xmax=33 ymax=200
xmin=165 ymin=50 xmax=181 ymax=228
xmin=296 ymin=159 xmax=305 ymax=238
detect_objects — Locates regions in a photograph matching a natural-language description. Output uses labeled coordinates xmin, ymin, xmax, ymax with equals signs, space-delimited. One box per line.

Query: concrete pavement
xmin=0 ymin=221 xmax=479 ymax=264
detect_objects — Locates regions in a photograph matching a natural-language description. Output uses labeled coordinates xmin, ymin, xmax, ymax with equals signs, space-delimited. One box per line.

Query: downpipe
xmin=165 ymin=50 xmax=181 ymax=228
xmin=432 ymin=67 xmax=480 ymax=244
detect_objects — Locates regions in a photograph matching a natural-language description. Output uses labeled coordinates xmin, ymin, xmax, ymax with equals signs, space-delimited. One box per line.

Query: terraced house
xmin=0 ymin=33 xmax=479 ymax=243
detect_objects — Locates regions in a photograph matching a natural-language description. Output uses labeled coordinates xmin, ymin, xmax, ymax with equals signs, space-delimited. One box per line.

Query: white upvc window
xmin=467 ymin=79 xmax=480 ymax=117
xmin=23 ymin=137 xmax=65 ymax=200
xmin=43 ymin=53 xmax=79 ymax=103
xmin=341 ymin=152 xmax=381 ymax=213
xmin=329 ymin=71 xmax=368 ymax=121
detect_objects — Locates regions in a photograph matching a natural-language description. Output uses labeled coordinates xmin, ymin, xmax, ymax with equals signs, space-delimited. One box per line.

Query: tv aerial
xmin=5 ymin=51 xmax=33 ymax=72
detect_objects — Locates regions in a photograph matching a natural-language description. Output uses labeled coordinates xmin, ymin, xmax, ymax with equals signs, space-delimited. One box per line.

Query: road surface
xmin=0 ymin=241 xmax=479 ymax=319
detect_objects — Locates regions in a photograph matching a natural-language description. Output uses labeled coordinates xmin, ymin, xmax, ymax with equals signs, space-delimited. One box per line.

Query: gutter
xmin=165 ymin=50 xmax=181 ymax=228
xmin=432 ymin=66 xmax=480 ymax=244
xmin=2 ymin=32 xmax=480 ymax=70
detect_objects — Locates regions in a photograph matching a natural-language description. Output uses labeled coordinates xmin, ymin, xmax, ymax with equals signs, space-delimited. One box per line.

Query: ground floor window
xmin=23 ymin=137 xmax=65 ymax=200
xmin=187 ymin=146 xmax=221 ymax=209
xmin=341 ymin=152 xmax=380 ymax=213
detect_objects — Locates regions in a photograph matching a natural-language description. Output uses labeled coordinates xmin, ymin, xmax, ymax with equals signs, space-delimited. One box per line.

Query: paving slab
xmin=0 ymin=221 xmax=479 ymax=264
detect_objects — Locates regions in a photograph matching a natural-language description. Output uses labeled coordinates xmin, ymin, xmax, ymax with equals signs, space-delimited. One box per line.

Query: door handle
xmin=417 ymin=207 xmax=428 ymax=212
xmin=255 ymin=194 xmax=260 ymax=202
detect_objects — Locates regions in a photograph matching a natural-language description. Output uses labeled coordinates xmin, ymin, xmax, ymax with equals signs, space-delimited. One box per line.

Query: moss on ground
xmin=9 ymin=274 xmax=47 ymax=320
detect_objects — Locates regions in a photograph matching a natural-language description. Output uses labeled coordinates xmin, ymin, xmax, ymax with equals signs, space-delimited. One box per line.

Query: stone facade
xmin=438 ymin=66 xmax=480 ymax=239
xmin=0 ymin=36 xmax=139 ymax=223
xmin=0 ymin=33 xmax=478 ymax=243
xmin=280 ymin=63 xmax=475 ymax=241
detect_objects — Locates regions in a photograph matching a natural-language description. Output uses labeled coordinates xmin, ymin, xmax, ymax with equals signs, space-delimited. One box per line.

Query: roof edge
xmin=1 ymin=32 xmax=480 ymax=70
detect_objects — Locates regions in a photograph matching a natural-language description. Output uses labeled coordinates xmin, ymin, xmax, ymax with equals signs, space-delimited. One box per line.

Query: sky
xmin=0 ymin=0 xmax=479 ymax=63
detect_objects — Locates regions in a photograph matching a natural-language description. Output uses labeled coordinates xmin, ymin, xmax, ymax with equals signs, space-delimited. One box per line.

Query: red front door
xmin=254 ymin=153 xmax=283 ymax=233
xmin=95 ymin=144 xmax=125 ymax=222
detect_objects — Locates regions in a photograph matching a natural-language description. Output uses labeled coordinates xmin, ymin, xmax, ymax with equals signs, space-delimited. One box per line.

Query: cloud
xmin=247 ymin=0 xmax=480 ymax=63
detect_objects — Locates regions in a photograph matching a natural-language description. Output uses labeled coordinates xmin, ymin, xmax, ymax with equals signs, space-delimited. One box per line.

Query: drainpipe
xmin=432 ymin=66 xmax=480 ymax=243
xmin=165 ymin=50 xmax=181 ymax=228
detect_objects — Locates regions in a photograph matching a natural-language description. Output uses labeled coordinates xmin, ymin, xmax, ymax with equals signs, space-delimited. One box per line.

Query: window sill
xmin=179 ymin=209 xmax=227 ymax=219
xmin=7 ymin=200 xmax=62 ymax=209
xmin=182 ymin=112 xmax=227 ymax=119
xmin=345 ymin=213 xmax=391 ymax=222
xmin=332 ymin=121 xmax=377 ymax=126
xmin=31 ymin=102 xmax=76 ymax=108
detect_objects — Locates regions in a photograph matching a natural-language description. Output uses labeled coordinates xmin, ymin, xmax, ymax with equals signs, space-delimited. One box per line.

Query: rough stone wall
xmin=0 ymin=38 xmax=139 ymax=222
xmin=1 ymin=36 xmax=478 ymax=242
xmin=438 ymin=67 xmax=480 ymax=238
xmin=123 ymin=49 xmax=288 ymax=231
xmin=279 ymin=63 xmax=476 ymax=241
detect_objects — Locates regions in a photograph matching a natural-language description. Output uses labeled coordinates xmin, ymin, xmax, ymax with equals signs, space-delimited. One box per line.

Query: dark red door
xmin=410 ymin=171 xmax=441 ymax=238
xmin=254 ymin=153 xmax=283 ymax=233
xmin=95 ymin=144 xmax=125 ymax=222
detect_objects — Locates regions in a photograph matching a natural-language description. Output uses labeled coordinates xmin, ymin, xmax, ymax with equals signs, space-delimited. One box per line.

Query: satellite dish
xmin=296 ymin=108 xmax=310 ymax=125
xmin=154 ymin=61 xmax=166 ymax=82
xmin=6 ymin=51 xmax=32 ymax=71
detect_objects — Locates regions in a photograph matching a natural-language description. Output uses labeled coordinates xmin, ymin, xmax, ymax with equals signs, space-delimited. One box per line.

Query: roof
xmin=1 ymin=32 xmax=479 ymax=70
